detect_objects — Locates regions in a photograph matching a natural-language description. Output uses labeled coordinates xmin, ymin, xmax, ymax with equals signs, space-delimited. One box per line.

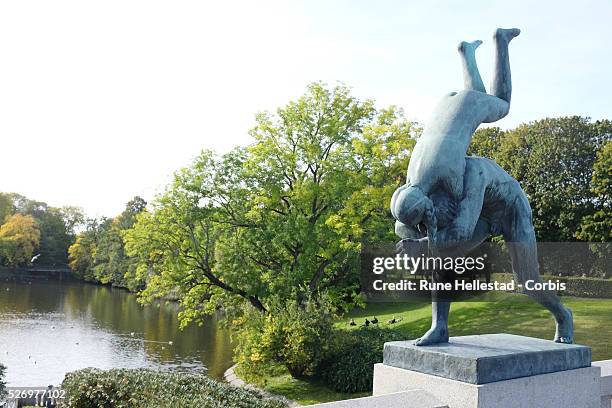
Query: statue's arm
xmin=395 ymin=220 xmax=425 ymax=239
xmin=395 ymin=220 xmax=429 ymax=257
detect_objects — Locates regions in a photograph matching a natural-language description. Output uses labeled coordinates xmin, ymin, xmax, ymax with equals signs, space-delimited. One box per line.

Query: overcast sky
xmin=1 ymin=0 xmax=611 ymax=217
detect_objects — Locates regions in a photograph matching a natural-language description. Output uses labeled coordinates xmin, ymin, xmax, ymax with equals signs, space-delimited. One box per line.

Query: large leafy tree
xmin=35 ymin=208 xmax=73 ymax=265
xmin=577 ymin=140 xmax=612 ymax=241
xmin=124 ymin=83 xmax=418 ymax=326
xmin=468 ymin=127 xmax=505 ymax=158
xmin=68 ymin=219 xmax=100 ymax=281
xmin=499 ymin=117 xmax=611 ymax=241
xmin=467 ymin=117 xmax=611 ymax=241
xmin=0 ymin=214 xmax=41 ymax=266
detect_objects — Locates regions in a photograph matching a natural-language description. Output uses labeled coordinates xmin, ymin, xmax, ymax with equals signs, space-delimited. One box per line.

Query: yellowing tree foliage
xmin=0 ymin=214 xmax=41 ymax=266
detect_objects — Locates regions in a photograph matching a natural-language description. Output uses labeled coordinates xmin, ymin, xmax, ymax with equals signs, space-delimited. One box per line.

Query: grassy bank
xmin=241 ymin=293 xmax=612 ymax=405
xmin=235 ymin=364 xmax=369 ymax=406
xmin=344 ymin=294 xmax=612 ymax=360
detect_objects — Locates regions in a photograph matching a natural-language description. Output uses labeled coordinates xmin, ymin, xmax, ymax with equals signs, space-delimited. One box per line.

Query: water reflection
xmin=0 ymin=280 xmax=233 ymax=386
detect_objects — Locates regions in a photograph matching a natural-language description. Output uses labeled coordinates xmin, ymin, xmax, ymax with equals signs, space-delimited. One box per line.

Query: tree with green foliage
xmin=92 ymin=218 xmax=130 ymax=285
xmin=468 ymin=117 xmax=611 ymax=241
xmin=35 ymin=207 xmax=73 ymax=265
xmin=468 ymin=127 xmax=505 ymax=158
xmin=577 ymin=140 xmax=612 ymax=242
xmin=124 ymin=83 xmax=417 ymax=333
xmin=0 ymin=193 xmax=13 ymax=224
xmin=68 ymin=197 xmax=146 ymax=288
xmin=60 ymin=206 xmax=86 ymax=236
xmin=0 ymin=193 xmax=84 ymax=266
xmin=505 ymin=117 xmax=610 ymax=240
xmin=68 ymin=220 xmax=99 ymax=281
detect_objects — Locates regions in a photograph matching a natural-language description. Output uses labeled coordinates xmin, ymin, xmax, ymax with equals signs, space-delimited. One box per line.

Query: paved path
xmin=224 ymin=364 xmax=301 ymax=407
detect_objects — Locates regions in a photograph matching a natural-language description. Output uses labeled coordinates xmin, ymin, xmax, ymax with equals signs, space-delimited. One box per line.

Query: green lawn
xmin=345 ymin=293 xmax=612 ymax=361
xmin=237 ymin=365 xmax=369 ymax=406
xmin=244 ymin=293 xmax=612 ymax=405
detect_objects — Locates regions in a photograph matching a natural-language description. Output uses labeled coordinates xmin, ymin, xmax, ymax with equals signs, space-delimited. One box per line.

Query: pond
xmin=0 ymin=279 xmax=234 ymax=387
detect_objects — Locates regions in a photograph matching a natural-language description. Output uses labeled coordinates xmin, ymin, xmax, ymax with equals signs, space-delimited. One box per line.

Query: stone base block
xmin=373 ymin=363 xmax=601 ymax=408
xmin=593 ymin=359 xmax=612 ymax=408
xmin=309 ymin=390 xmax=448 ymax=408
xmin=383 ymin=334 xmax=592 ymax=384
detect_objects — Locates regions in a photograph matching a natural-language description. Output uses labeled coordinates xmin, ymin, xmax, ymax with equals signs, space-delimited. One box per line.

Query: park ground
xmin=242 ymin=293 xmax=612 ymax=405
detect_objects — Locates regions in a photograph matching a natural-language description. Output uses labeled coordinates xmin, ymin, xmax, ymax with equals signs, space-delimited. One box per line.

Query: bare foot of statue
xmin=457 ymin=39 xmax=483 ymax=56
xmin=554 ymin=307 xmax=574 ymax=344
xmin=493 ymin=28 xmax=521 ymax=44
xmin=414 ymin=325 xmax=449 ymax=346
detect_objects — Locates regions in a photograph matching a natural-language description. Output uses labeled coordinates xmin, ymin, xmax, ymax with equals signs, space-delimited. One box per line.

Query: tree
xmin=68 ymin=197 xmax=146 ymax=288
xmin=0 ymin=193 xmax=13 ymax=224
xmin=68 ymin=233 xmax=96 ymax=280
xmin=59 ymin=206 xmax=86 ymax=236
xmin=124 ymin=83 xmax=418 ymax=328
xmin=468 ymin=127 xmax=505 ymax=158
xmin=469 ymin=117 xmax=611 ymax=241
xmin=0 ymin=193 xmax=81 ymax=266
xmin=68 ymin=218 xmax=100 ymax=281
xmin=0 ymin=214 xmax=41 ymax=266
xmin=35 ymin=208 xmax=73 ymax=265
xmin=577 ymin=140 xmax=612 ymax=241
xmin=91 ymin=218 xmax=126 ymax=285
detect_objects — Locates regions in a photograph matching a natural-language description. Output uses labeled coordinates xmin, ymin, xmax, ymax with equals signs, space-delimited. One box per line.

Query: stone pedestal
xmin=593 ymin=359 xmax=612 ymax=408
xmin=310 ymin=390 xmax=448 ymax=408
xmin=373 ymin=334 xmax=601 ymax=408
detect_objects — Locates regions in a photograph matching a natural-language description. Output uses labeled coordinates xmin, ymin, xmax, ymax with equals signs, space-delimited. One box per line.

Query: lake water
xmin=0 ymin=279 xmax=234 ymax=386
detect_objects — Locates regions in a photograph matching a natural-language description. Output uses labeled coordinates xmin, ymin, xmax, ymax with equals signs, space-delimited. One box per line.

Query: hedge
xmin=319 ymin=327 xmax=405 ymax=393
xmin=552 ymin=275 xmax=612 ymax=298
xmin=492 ymin=273 xmax=612 ymax=298
xmin=61 ymin=368 xmax=287 ymax=408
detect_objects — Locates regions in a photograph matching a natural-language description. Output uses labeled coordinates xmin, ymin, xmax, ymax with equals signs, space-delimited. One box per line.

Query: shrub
xmin=234 ymin=297 xmax=335 ymax=378
xmin=492 ymin=273 xmax=612 ymax=298
xmin=553 ymin=275 xmax=612 ymax=298
xmin=61 ymin=368 xmax=286 ymax=408
xmin=319 ymin=327 xmax=405 ymax=393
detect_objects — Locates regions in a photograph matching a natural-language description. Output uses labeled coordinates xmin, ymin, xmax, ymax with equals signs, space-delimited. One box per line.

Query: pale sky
xmin=1 ymin=0 xmax=611 ymax=217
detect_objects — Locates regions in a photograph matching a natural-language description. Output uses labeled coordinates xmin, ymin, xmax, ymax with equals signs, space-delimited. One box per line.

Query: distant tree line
xmin=0 ymin=193 xmax=84 ymax=267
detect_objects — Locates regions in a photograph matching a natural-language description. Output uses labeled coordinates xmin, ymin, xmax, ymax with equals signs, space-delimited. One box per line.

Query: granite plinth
xmin=383 ymin=333 xmax=591 ymax=384
xmin=309 ymin=390 xmax=448 ymax=408
xmin=373 ymin=363 xmax=601 ymax=408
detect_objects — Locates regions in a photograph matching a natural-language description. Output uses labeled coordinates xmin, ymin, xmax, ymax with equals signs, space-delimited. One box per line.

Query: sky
xmin=1 ymin=0 xmax=611 ymax=217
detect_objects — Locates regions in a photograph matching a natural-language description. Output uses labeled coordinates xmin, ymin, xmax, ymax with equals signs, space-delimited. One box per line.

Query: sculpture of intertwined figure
xmin=390 ymin=28 xmax=574 ymax=346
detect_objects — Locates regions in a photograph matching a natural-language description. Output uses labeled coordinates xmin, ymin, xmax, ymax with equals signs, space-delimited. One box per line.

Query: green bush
xmin=553 ymin=276 xmax=612 ymax=298
xmin=319 ymin=327 xmax=405 ymax=393
xmin=234 ymin=298 xmax=335 ymax=378
xmin=61 ymin=368 xmax=286 ymax=408
xmin=493 ymin=273 xmax=612 ymax=298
